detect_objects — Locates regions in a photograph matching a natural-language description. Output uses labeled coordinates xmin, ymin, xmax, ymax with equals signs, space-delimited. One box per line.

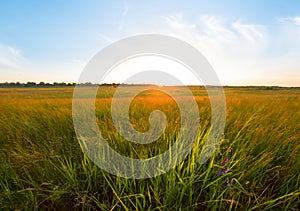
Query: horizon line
xmin=0 ymin=81 xmax=300 ymax=88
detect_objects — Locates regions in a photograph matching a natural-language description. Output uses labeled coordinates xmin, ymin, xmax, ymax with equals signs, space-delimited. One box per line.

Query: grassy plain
xmin=0 ymin=86 xmax=299 ymax=210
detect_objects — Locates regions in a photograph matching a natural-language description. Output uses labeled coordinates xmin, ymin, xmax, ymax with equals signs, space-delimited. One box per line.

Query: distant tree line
xmin=0 ymin=82 xmax=121 ymax=88
xmin=0 ymin=82 xmax=299 ymax=89
xmin=0 ymin=82 xmax=75 ymax=87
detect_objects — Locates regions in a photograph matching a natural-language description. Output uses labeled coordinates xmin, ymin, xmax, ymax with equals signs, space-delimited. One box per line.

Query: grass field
xmin=0 ymin=86 xmax=299 ymax=210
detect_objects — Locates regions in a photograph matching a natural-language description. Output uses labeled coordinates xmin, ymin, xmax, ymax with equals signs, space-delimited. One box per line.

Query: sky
xmin=1 ymin=0 xmax=300 ymax=86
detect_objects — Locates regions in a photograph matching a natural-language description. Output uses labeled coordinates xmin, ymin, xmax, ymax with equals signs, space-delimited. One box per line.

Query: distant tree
xmin=67 ymin=83 xmax=75 ymax=86
xmin=8 ymin=82 xmax=16 ymax=87
xmin=25 ymin=82 xmax=36 ymax=87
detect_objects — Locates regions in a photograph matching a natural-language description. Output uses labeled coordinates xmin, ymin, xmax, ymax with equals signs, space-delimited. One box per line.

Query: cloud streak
xmin=277 ymin=16 xmax=300 ymax=26
xmin=0 ymin=44 xmax=26 ymax=69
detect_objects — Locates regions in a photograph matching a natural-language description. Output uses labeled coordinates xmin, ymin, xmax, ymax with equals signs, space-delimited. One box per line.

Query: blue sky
xmin=1 ymin=0 xmax=300 ymax=86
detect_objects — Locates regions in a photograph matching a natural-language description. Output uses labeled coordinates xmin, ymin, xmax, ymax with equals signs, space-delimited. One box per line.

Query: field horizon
xmin=1 ymin=81 xmax=300 ymax=89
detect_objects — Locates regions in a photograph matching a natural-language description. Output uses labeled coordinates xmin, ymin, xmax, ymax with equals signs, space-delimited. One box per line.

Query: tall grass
xmin=0 ymin=87 xmax=299 ymax=210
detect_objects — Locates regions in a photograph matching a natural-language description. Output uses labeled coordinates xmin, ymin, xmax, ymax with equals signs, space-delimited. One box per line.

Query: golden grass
xmin=0 ymin=86 xmax=299 ymax=210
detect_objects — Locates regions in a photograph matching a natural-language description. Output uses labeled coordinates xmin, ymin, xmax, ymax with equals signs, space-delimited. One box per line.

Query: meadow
xmin=0 ymin=86 xmax=299 ymax=210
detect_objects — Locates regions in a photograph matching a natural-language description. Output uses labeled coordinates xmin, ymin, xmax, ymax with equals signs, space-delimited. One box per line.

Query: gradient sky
xmin=1 ymin=0 xmax=300 ymax=86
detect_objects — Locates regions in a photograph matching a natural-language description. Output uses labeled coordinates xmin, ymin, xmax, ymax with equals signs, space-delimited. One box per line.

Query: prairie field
xmin=0 ymin=86 xmax=300 ymax=210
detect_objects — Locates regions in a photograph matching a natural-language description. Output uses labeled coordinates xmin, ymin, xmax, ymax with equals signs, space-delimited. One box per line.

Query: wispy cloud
xmin=232 ymin=20 xmax=265 ymax=43
xmin=197 ymin=15 xmax=236 ymax=42
xmin=164 ymin=13 xmax=196 ymax=31
xmin=277 ymin=16 xmax=300 ymax=26
xmin=0 ymin=44 xmax=26 ymax=69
